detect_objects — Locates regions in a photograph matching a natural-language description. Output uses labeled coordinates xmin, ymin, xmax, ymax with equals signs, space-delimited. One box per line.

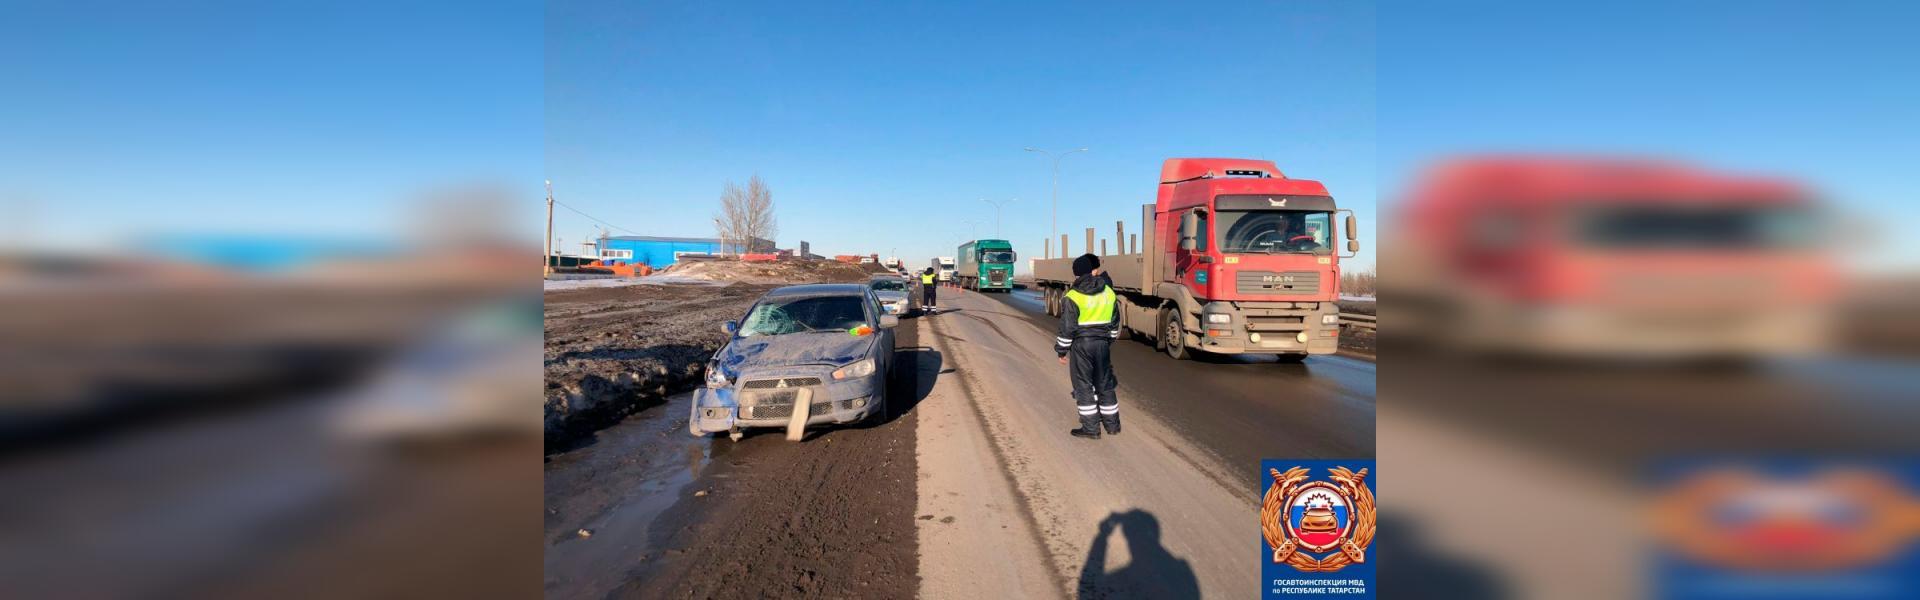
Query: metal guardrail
xmin=1338 ymin=313 xmax=1376 ymax=331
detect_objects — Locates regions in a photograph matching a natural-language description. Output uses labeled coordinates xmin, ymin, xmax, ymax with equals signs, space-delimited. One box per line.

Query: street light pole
xmin=544 ymin=180 xmax=555 ymax=278
xmin=1024 ymin=147 xmax=1088 ymax=251
xmin=980 ymin=197 xmax=1015 ymax=238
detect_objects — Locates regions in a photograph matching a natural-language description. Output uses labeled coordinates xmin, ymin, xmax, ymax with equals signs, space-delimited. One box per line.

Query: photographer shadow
xmin=1076 ymin=510 xmax=1199 ymax=599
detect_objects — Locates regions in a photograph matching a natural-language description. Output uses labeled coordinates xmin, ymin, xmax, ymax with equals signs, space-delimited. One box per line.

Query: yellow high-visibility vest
xmin=1066 ymin=287 xmax=1115 ymax=325
xmin=921 ymin=273 xmax=936 ymax=285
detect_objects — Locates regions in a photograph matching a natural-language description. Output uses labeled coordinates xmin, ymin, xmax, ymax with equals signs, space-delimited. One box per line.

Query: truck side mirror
xmin=1341 ymin=211 xmax=1360 ymax=255
xmin=1178 ymin=212 xmax=1198 ymax=251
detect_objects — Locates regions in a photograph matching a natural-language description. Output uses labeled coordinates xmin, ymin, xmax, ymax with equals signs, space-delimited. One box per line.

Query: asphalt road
xmin=541 ymin=284 xmax=1376 ymax=598
xmin=987 ymin=287 xmax=1376 ymax=473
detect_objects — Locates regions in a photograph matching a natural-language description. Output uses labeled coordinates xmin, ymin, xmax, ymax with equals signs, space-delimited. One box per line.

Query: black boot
xmin=1101 ymin=411 xmax=1121 ymax=436
xmin=1070 ymin=414 xmax=1101 ymax=439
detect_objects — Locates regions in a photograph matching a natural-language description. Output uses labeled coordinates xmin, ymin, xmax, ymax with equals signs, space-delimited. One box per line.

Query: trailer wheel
xmin=1160 ymin=307 xmax=1190 ymax=360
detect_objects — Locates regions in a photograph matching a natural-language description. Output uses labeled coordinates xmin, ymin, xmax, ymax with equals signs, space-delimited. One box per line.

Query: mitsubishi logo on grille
xmin=776 ymin=380 xmax=788 ymax=388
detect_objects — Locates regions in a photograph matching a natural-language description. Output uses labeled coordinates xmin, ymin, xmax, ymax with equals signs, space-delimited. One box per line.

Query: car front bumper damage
xmin=690 ymin=370 xmax=883 ymax=435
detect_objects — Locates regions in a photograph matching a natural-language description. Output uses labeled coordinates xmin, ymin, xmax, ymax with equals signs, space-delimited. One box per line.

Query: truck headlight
xmin=1206 ymin=313 xmax=1231 ymax=324
xmin=832 ymin=358 xmax=876 ymax=380
xmin=705 ymin=364 xmax=731 ymax=388
xmin=1322 ymin=314 xmax=1339 ymax=325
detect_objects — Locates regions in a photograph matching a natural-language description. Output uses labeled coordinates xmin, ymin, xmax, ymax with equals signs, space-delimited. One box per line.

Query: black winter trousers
xmin=1068 ymin=337 xmax=1119 ymax=421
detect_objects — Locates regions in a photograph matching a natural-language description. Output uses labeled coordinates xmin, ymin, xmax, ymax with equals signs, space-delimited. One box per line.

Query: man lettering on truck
xmin=919 ymin=268 xmax=938 ymax=312
xmin=1055 ymin=254 xmax=1120 ymax=439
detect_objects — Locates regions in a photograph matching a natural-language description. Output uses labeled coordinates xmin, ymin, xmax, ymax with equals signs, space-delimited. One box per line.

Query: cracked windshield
xmin=739 ymin=296 xmax=868 ymax=336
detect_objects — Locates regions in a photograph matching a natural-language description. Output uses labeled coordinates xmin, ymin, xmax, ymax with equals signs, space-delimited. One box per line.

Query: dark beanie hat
xmin=1072 ymin=253 xmax=1100 ymax=277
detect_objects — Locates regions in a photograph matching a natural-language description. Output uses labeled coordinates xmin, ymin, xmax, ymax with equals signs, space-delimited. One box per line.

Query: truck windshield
xmin=983 ymin=251 xmax=1015 ymax=263
xmin=738 ymin=296 xmax=868 ymax=337
xmin=1216 ymin=210 xmax=1334 ymax=254
xmin=1572 ymin=203 xmax=1817 ymax=249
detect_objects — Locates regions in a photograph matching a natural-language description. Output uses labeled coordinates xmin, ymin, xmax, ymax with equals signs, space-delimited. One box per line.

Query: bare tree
xmin=1341 ymin=269 xmax=1377 ymax=297
xmin=714 ymin=175 xmax=777 ymax=254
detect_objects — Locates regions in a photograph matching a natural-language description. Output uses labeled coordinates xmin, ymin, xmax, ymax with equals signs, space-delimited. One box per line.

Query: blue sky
xmin=18 ymin=1 xmax=1905 ymax=274
xmin=1 ymin=1 xmax=543 ymax=249
xmin=546 ymin=0 xmax=1376 ymax=271
xmin=1378 ymin=1 xmax=1920 ymax=272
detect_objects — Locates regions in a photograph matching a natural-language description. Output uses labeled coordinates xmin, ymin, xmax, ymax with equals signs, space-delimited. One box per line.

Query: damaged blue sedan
xmin=690 ymin=283 xmax=898 ymax=440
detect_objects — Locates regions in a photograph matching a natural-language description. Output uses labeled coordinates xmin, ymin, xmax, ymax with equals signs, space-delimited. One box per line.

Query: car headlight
xmin=1206 ymin=313 xmax=1231 ymax=324
xmin=832 ymin=358 xmax=876 ymax=380
xmin=705 ymin=364 xmax=731 ymax=388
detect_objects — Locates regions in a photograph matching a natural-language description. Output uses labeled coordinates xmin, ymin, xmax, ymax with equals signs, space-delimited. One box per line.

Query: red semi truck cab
xmin=1388 ymin=156 xmax=1836 ymax=357
xmin=1158 ymin=158 xmax=1352 ymax=303
xmin=1035 ymin=158 xmax=1359 ymax=359
xmin=1155 ymin=159 xmax=1358 ymax=356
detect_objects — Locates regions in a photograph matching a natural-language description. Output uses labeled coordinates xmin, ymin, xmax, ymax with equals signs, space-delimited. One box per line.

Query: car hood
xmin=716 ymin=332 xmax=874 ymax=373
xmin=874 ymin=290 xmax=909 ymax=301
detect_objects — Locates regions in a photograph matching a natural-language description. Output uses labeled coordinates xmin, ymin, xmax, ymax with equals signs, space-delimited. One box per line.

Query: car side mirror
xmin=722 ymin=321 xmax=738 ymax=334
xmin=879 ymin=315 xmax=899 ymax=329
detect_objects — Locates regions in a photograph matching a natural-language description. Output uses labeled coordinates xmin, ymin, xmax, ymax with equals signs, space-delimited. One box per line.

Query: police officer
xmin=1056 ymin=253 xmax=1120 ymax=439
xmin=919 ymin=267 xmax=938 ymax=312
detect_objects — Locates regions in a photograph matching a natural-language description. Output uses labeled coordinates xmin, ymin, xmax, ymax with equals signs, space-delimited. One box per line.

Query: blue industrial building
xmin=595 ymin=235 xmax=774 ymax=268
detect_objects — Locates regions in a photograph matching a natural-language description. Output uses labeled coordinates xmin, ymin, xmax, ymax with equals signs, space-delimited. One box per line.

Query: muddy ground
xmin=661 ymin=258 xmax=885 ymax=283
xmin=543 ymin=282 xmax=774 ymax=449
xmin=543 ymin=258 xmax=887 ymax=449
xmin=0 ymin=281 xmax=492 ymax=449
xmin=542 ymin=321 xmax=932 ymax=599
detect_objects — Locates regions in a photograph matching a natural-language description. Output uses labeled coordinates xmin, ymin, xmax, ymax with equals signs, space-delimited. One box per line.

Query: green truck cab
xmin=955 ymin=239 xmax=1016 ymax=292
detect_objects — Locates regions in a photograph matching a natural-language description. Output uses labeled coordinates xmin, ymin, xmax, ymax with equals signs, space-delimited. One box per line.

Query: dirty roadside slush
xmin=543 ymin=258 xmax=888 ymax=450
xmin=543 ymin=281 xmax=777 ymax=450
xmin=542 ymin=320 xmax=927 ymax=599
xmin=543 ymin=259 xmax=921 ymax=598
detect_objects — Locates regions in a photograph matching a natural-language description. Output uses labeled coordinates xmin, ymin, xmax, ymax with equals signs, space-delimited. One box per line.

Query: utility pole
xmin=544 ymin=179 xmax=555 ymax=278
xmin=1024 ymin=147 xmax=1088 ymax=251
xmin=981 ymin=198 xmax=1015 ymax=238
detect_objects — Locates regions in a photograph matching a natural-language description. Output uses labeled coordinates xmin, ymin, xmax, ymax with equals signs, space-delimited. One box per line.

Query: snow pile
xmin=660 ymin=259 xmax=872 ymax=284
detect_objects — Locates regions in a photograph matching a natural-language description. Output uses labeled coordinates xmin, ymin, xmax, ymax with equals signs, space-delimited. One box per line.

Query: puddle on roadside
xmin=543 ymin=390 xmax=727 ymax=595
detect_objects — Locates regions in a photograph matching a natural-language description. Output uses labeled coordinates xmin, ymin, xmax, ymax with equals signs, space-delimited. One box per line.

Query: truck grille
xmin=989 ymin=271 xmax=1007 ymax=284
xmin=741 ymin=377 xmax=823 ymax=389
xmin=1237 ymin=271 xmax=1320 ymax=295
